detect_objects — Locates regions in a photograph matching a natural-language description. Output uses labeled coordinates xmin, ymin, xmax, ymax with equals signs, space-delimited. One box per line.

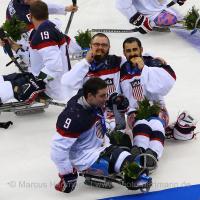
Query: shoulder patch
xmin=56 ymin=102 xmax=96 ymax=138
xmin=30 ymin=20 xmax=66 ymax=50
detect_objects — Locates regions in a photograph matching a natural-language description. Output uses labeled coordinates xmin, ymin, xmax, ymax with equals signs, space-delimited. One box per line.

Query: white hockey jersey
xmin=62 ymin=55 xmax=125 ymax=96
xmin=29 ymin=20 xmax=69 ymax=100
xmin=120 ymin=56 xmax=176 ymax=114
xmin=51 ymin=91 xmax=107 ymax=174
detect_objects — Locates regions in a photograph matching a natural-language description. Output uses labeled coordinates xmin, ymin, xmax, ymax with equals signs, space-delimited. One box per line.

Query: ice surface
xmin=0 ymin=0 xmax=200 ymax=200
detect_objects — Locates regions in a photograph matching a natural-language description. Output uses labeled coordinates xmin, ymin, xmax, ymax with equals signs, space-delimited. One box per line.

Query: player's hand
xmin=85 ymin=49 xmax=95 ymax=63
xmin=106 ymin=93 xmax=129 ymax=112
xmin=0 ymin=39 xmax=5 ymax=47
xmin=10 ymin=42 xmax=21 ymax=52
xmin=65 ymin=5 xmax=78 ymax=12
xmin=55 ymin=172 xmax=78 ymax=193
xmin=130 ymin=56 xmax=144 ymax=70
xmin=0 ymin=38 xmax=21 ymax=51
xmin=154 ymin=57 xmax=167 ymax=65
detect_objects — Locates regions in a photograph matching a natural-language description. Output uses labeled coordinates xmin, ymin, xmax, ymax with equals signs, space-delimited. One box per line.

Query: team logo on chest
xmin=96 ymin=120 xmax=104 ymax=139
xmin=130 ymin=77 xmax=144 ymax=101
xmin=104 ymin=78 xmax=116 ymax=96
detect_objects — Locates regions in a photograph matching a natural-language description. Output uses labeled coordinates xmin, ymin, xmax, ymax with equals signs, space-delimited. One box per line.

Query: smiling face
xmin=123 ymin=41 xmax=143 ymax=61
xmin=90 ymin=35 xmax=110 ymax=61
xmin=87 ymin=87 xmax=108 ymax=108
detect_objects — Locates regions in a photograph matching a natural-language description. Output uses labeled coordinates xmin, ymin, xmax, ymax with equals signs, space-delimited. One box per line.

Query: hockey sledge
xmin=0 ymin=101 xmax=49 ymax=116
xmin=134 ymin=153 xmax=158 ymax=174
xmin=79 ymin=170 xmax=152 ymax=192
xmin=0 ymin=99 xmax=65 ymax=116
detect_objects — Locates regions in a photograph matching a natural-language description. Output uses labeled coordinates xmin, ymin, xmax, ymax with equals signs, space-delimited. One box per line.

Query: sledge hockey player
xmin=51 ymin=77 xmax=152 ymax=193
xmin=120 ymin=37 xmax=196 ymax=169
xmin=115 ymin=0 xmax=187 ymax=34
xmin=61 ymin=33 xmax=126 ymax=130
xmin=0 ymin=1 xmax=70 ymax=105
xmin=61 ymin=33 xmax=123 ymax=92
xmin=3 ymin=0 xmax=81 ymax=69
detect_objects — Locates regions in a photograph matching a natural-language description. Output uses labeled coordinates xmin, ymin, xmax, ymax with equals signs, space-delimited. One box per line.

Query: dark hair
xmin=83 ymin=78 xmax=107 ymax=98
xmin=123 ymin=37 xmax=142 ymax=49
xmin=30 ymin=1 xmax=48 ymax=20
xmin=91 ymin=33 xmax=110 ymax=45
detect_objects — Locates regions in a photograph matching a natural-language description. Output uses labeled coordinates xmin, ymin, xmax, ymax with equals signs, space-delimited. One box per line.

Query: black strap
xmin=66 ymin=45 xmax=72 ymax=70
xmin=0 ymin=121 xmax=13 ymax=129
xmin=64 ymin=35 xmax=72 ymax=70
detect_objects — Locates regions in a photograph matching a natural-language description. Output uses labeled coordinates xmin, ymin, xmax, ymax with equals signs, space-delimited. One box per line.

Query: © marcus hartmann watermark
xmin=7 ymin=180 xmax=56 ymax=190
xmin=152 ymin=181 xmax=191 ymax=189
xmin=7 ymin=180 xmax=191 ymax=190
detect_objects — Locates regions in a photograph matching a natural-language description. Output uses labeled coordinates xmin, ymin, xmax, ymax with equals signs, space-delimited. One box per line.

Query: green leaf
xmin=109 ymin=130 xmax=123 ymax=145
xmin=135 ymin=97 xmax=161 ymax=121
xmin=184 ymin=6 xmax=200 ymax=30
xmin=122 ymin=162 xmax=142 ymax=179
xmin=2 ymin=16 xmax=27 ymax=41
xmin=74 ymin=29 xmax=92 ymax=49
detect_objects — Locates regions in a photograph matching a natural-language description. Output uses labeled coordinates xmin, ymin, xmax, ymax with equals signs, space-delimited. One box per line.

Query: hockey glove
xmin=177 ymin=0 xmax=186 ymax=6
xmin=0 ymin=121 xmax=13 ymax=129
xmin=106 ymin=93 xmax=129 ymax=113
xmin=129 ymin=12 xmax=153 ymax=34
xmin=14 ymin=74 xmax=46 ymax=104
xmin=55 ymin=172 xmax=78 ymax=193
xmin=173 ymin=111 xmax=197 ymax=140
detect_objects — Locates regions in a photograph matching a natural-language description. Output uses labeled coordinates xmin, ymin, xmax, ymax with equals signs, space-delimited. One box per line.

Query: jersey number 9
xmin=64 ymin=118 xmax=72 ymax=129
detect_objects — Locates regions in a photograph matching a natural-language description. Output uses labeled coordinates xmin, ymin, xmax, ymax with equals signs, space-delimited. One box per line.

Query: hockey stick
xmin=90 ymin=24 xmax=186 ymax=33
xmin=91 ymin=28 xmax=139 ymax=33
xmin=65 ymin=0 xmax=77 ymax=34
xmin=64 ymin=0 xmax=77 ymax=70
xmin=36 ymin=96 xmax=66 ymax=107
xmin=47 ymin=100 xmax=66 ymax=107
xmin=112 ymin=104 xmax=126 ymax=130
xmin=166 ymin=1 xmax=176 ymax=8
xmin=91 ymin=1 xmax=176 ymax=33
xmin=0 ymin=28 xmax=24 ymax=72
xmin=6 ymin=57 xmax=20 ymax=66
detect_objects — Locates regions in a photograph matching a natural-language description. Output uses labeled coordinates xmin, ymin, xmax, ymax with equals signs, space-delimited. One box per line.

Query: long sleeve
xmin=61 ymin=59 xmax=90 ymax=90
xmin=51 ymin=132 xmax=77 ymax=175
xmin=115 ymin=0 xmax=137 ymax=20
xmin=44 ymin=0 xmax=66 ymax=15
xmin=51 ymin=104 xmax=83 ymax=174
xmin=38 ymin=46 xmax=65 ymax=78
xmin=120 ymin=58 xmax=176 ymax=112
xmin=141 ymin=64 xmax=176 ymax=96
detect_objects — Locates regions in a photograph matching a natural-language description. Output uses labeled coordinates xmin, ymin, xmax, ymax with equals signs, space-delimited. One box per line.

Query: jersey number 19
xmin=40 ymin=31 xmax=50 ymax=40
